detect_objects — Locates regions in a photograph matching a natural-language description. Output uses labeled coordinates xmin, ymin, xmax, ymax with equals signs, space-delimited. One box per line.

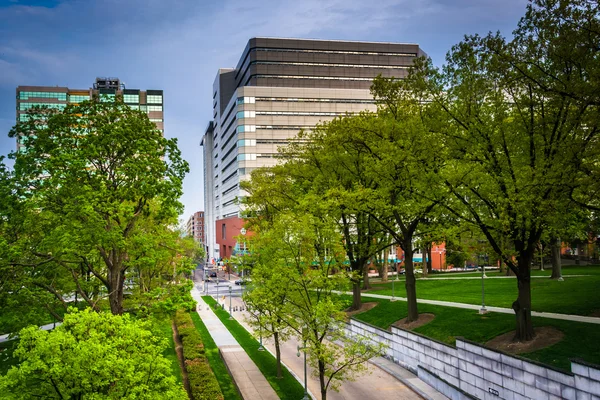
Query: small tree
xmin=0 ymin=308 xmax=187 ymax=399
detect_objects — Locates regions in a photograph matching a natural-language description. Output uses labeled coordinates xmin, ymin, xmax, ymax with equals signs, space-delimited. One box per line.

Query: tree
xmin=0 ymin=308 xmax=187 ymax=399
xmin=337 ymin=77 xmax=447 ymax=322
xmin=281 ymin=117 xmax=391 ymax=310
xmin=8 ymin=99 xmax=190 ymax=315
xmin=416 ymin=0 xmax=600 ymax=340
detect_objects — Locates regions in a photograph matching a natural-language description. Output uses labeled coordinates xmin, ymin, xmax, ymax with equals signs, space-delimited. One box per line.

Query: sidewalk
xmin=224 ymin=296 xmax=428 ymax=400
xmin=191 ymin=287 xmax=279 ymax=400
xmin=339 ymin=292 xmax=600 ymax=325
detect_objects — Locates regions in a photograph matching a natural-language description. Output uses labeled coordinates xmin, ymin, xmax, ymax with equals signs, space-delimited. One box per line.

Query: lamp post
xmin=216 ymin=283 xmax=219 ymax=304
xmin=296 ymin=330 xmax=309 ymax=400
xmin=229 ymin=285 xmax=233 ymax=319
xmin=479 ymin=254 xmax=487 ymax=314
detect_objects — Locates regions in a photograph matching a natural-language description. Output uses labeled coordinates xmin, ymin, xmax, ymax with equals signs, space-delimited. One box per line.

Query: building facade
xmin=186 ymin=211 xmax=205 ymax=245
xmin=16 ymin=77 xmax=163 ymax=152
xmin=201 ymin=38 xmax=427 ymax=260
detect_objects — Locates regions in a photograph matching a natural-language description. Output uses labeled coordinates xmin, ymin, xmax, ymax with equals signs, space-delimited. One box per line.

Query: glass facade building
xmin=15 ymin=78 xmax=164 ymax=152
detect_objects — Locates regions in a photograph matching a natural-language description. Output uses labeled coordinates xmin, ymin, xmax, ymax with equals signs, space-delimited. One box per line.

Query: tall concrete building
xmin=16 ymin=77 xmax=164 ymax=152
xmin=201 ymin=38 xmax=426 ymax=260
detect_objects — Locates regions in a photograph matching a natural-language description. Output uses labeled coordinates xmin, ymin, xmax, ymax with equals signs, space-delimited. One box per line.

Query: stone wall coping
xmin=388 ymin=321 xmax=456 ymax=350
xmin=457 ymin=337 xmax=574 ymax=376
xmin=571 ymin=358 xmax=600 ymax=371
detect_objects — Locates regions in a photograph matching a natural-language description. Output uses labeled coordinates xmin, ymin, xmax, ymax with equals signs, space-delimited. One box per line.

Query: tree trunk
xmin=550 ymin=237 xmax=563 ymax=280
xmin=382 ymin=247 xmax=389 ymax=283
xmin=108 ymin=259 xmax=125 ymax=315
xmin=511 ymin=255 xmax=534 ymax=342
xmin=575 ymin=242 xmax=581 ymax=265
xmin=361 ymin=264 xmax=370 ymax=290
xmin=403 ymin=244 xmax=419 ymax=322
xmin=274 ymin=331 xmax=282 ymax=379
xmin=319 ymin=359 xmax=327 ymax=400
xmin=426 ymin=243 xmax=433 ymax=274
xmin=351 ymin=278 xmax=362 ymax=311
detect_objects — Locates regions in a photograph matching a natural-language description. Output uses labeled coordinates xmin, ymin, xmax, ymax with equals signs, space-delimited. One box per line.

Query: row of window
xmin=19 ymin=91 xmax=67 ymax=101
xmin=19 ymin=103 xmax=66 ymax=111
xmin=237 ymin=125 xmax=256 ymax=133
xmin=123 ymin=94 xmax=139 ymax=103
xmin=254 ymin=74 xmax=374 ymax=81
xmin=238 ymin=153 xmax=257 ymax=161
xmin=237 ymin=97 xmax=256 ymax=105
xmin=236 ymin=110 xmax=349 ymax=119
xmin=238 ymin=139 xmax=256 ymax=147
xmin=149 ymin=118 xmax=163 ymax=122
xmin=236 ymin=110 xmax=255 ymax=119
xmin=251 ymin=47 xmax=417 ymax=57
xmin=147 ymin=95 xmax=163 ymax=104
xmin=252 ymin=61 xmax=410 ymax=70
xmin=69 ymin=95 xmax=90 ymax=103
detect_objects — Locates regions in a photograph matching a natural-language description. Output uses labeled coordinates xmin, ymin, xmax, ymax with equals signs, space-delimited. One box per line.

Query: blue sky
xmin=0 ymin=0 xmax=528 ymax=222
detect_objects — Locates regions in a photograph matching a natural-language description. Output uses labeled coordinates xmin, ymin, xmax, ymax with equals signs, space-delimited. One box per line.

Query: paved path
xmin=224 ymin=296 xmax=427 ymax=400
xmin=334 ymin=292 xmax=600 ymax=325
xmin=415 ymin=274 xmax=589 ymax=280
xmin=0 ymin=322 xmax=60 ymax=343
xmin=191 ymin=287 xmax=279 ymax=400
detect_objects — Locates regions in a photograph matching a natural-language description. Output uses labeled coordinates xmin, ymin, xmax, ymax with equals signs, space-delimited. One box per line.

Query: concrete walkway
xmin=224 ymin=296 xmax=428 ymax=400
xmin=191 ymin=287 xmax=279 ymax=400
xmin=336 ymin=291 xmax=600 ymax=325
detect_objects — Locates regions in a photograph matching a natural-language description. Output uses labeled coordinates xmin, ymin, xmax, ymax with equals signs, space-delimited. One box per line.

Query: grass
xmin=363 ymin=265 xmax=600 ymax=315
xmin=190 ymin=312 xmax=242 ymax=400
xmin=351 ymin=296 xmax=600 ymax=371
xmin=153 ymin=317 xmax=183 ymax=385
xmin=202 ymin=296 xmax=305 ymax=400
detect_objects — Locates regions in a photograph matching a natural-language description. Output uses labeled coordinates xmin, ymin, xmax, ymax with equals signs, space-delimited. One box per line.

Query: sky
xmin=0 ymin=0 xmax=529 ymax=222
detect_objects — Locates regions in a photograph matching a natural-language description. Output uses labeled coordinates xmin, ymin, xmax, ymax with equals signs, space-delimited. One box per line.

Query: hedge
xmin=174 ymin=310 xmax=224 ymax=400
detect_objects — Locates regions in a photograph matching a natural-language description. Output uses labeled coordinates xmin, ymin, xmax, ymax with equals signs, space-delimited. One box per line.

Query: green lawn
xmin=190 ymin=312 xmax=242 ymax=400
xmin=202 ymin=296 xmax=305 ymax=400
xmin=153 ymin=317 xmax=183 ymax=385
xmin=351 ymin=296 xmax=600 ymax=371
xmin=364 ymin=265 xmax=600 ymax=315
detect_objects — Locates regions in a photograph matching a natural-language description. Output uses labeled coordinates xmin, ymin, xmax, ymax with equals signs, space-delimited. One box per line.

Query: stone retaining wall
xmin=347 ymin=319 xmax=600 ymax=400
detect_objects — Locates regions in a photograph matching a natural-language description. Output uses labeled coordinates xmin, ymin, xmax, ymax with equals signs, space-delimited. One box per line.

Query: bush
xmin=186 ymin=359 xmax=224 ymax=400
xmin=174 ymin=310 xmax=223 ymax=400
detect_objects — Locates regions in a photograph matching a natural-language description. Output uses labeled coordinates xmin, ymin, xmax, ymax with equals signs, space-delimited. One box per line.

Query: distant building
xmin=16 ymin=77 xmax=164 ymax=152
xmin=186 ymin=211 xmax=205 ymax=246
xmin=201 ymin=37 xmax=427 ymax=259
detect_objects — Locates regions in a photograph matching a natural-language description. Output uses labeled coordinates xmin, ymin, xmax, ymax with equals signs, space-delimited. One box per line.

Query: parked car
xmin=209 ymin=271 xmax=217 ymax=278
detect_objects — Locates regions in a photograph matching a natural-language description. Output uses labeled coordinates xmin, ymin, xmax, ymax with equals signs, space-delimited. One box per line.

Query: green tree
xmin=0 ymin=308 xmax=187 ymax=399
xmin=8 ymin=99 xmax=190 ymax=316
xmin=417 ymin=0 xmax=600 ymax=340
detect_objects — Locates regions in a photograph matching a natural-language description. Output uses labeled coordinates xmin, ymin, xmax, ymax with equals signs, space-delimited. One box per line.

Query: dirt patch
xmin=172 ymin=322 xmax=191 ymax=397
xmin=392 ymin=313 xmax=435 ymax=330
xmin=589 ymin=310 xmax=600 ymax=318
xmin=485 ymin=326 xmax=564 ymax=354
xmin=345 ymin=302 xmax=379 ymax=318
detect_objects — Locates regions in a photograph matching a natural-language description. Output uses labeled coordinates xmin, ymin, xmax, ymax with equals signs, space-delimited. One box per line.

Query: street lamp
xmin=479 ymin=254 xmax=487 ymax=314
xmin=296 ymin=330 xmax=309 ymax=400
xmin=216 ymin=283 xmax=219 ymax=304
xmin=229 ymin=285 xmax=233 ymax=319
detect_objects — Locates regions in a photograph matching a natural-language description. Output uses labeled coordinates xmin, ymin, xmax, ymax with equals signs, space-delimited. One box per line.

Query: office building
xmin=201 ymin=38 xmax=426 ymax=259
xmin=186 ymin=211 xmax=206 ymax=245
xmin=16 ymin=77 xmax=163 ymax=152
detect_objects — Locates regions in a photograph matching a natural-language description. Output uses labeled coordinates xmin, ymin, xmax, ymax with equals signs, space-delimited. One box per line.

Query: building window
xmin=236 ymin=125 xmax=255 ymax=133
xmin=68 ymin=95 xmax=90 ymax=103
xmin=123 ymin=94 xmax=139 ymax=103
xmin=236 ymin=97 xmax=255 ymax=105
xmin=19 ymin=103 xmax=66 ymax=111
xmin=237 ymin=153 xmax=257 ymax=161
xmin=237 ymin=139 xmax=256 ymax=147
xmin=146 ymin=95 xmax=163 ymax=104
xmin=149 ymin=118 xmax=163 ymax=122
xmin=99 ymin=94 xmax=115 ymax=102
xmin=19 ymin=92 xmax=67 ymax=101
xmin=222 ymin=223 xmax=226 ymax=240
xmin=236 ymin=110 xmax=255 ymax=119
xmin=147 ymin=105 xmax=163 ymax=112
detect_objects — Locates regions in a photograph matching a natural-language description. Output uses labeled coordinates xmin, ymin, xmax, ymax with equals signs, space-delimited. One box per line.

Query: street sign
xmin=240 ymin=228 xmax=246 ymax=235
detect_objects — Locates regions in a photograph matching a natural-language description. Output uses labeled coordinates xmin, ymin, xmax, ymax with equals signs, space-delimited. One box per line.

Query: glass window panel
xmin=146 ymin=95 xmax=163 ymax=104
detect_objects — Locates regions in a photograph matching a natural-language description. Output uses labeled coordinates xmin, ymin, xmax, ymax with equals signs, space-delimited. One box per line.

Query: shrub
xmin=174 ymin=310 xmax=223 ymax=400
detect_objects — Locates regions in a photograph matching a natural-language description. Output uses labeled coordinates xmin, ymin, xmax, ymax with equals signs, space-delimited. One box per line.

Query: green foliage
xmin=3 ymin=98 xmax=195 ymax=319
xmin=173 ymin=310 xmax=223 ymax=400
xmin=0 ymin=308 xmax=187 ymax=399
